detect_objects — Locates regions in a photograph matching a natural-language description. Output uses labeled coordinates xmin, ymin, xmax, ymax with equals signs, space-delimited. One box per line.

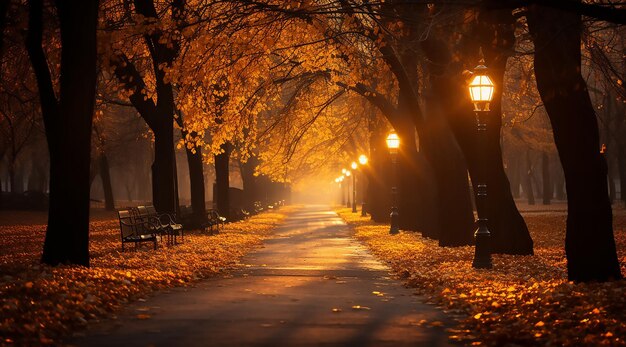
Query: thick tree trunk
xmin=528 ymin=2 xmax=622 ymax=281
xmin=421 ymin=96 xmax=475 ymax=246
xmin=421 ymin=31 xmax=534 ymax=254
xmin=214 ymin=142 xmax=230 ymax=220
xmin=152 ymin=124 xmax=176 ymax=214
xmin=240 ymin=155 xmax=259 ymax=212
xmin=99 ymin=153 xmax=115 ymax=211
xmin=27 ymin=0 xmax=99 ymax=266
xmin=185 ymin=140 xmax=207 ymax=227
xmin=421 ymin=12 xmax=534 ymax=254
xmin=367 ymin=125 xmax=390 ymax=222
xmin=542 ymin=152 xmax=552 ymax=205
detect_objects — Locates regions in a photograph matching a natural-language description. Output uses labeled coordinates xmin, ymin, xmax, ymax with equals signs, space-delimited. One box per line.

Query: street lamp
xmin=345 ymin=170 xmax=351 ymax=208
xmin=386 ymin=132 xmax=400 ymax=234
xmin=468 ymin=52 xmax=495 ymax=269
xmin=358 ymin=154 xmax=368 ymax=217
xmin=351 ymin=161 xmax=358 ymax=213
xmin=339 ymin=175 xmax=345 ymax=205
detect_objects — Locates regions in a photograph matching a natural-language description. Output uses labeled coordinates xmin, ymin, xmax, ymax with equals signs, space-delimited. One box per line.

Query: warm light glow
xmin=339 ymin=175 xmax=344 ymax=181
xmin=468 ymin=74 xmax=494 ymax=103
xmin=342 ymin=168 xmax=347 ymax=174
xmin=386 ymin=132 xmax=400 ymax=152
xmin=468 ymin=61 xmax=494 ymax=112
xmin=359 ymin=154 xmax=368 ymax=165
xmin=345 ymin=170 xmax=351 ymax=177
xmin=334 ymin=178 xmax=339 ymax=183
xmin=351 ymin=161 xmax=357 ymax=170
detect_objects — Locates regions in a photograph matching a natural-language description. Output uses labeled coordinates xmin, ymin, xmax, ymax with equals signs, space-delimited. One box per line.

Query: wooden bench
xmin=118 ymin=209 xmax=158 ymax=251
xmin=205 ymin=209 xmax=226 ymax=234
xmin=135 ymin=205 xmax=184 ymax=245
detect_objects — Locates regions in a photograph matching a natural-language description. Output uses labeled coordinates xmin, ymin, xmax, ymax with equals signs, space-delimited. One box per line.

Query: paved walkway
xmin=74 ymin=205 xmax=452 ymax=347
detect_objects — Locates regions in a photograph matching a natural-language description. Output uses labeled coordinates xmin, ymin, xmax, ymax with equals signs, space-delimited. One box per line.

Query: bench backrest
xmin=118 ymin=209 xmax=136 ymax=238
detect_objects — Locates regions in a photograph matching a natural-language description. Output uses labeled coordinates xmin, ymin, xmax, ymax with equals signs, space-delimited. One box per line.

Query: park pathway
xmin=74 ymin=205 xmax=452 ymax=347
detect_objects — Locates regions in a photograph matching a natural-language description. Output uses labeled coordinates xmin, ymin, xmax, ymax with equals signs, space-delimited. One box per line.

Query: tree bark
xmin=214 ymin=142 xmax=230 ymax=220
xmin=240 ymin=155 xmax=259 ymax=212
xmin=184 ymin=136 xmax=207 ymax=227
xmin=421 ymin=22 xmax=534 ymax=254
xmin=27 ymin=0 xmax=99 ymax=266
xmin=528 ymin=2 xmax=622 ymax=281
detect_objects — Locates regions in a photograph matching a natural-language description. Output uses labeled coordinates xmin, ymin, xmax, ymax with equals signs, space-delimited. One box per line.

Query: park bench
xmin=118 ymin=209 xmax=158 ymax=251
xmin=135 ymin=205 xmax=184 ymax=244
xmin=206 ymin=209 xmax=226 ymax=234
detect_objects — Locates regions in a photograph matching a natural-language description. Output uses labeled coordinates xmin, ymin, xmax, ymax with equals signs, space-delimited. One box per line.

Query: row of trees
xmin=0 ymin=0 xmax=623 ymax=282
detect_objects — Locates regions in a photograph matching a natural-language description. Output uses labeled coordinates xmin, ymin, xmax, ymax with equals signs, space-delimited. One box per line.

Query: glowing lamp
xmin=351 ymin=161 xmax=357 ymax=170
xmin=386 ymin=133 xmax=400 ymax=154
xmin=359 ymin=154 xmax=368 ymax=165
xmin=468 ymin=63 xmax=494 ymax=111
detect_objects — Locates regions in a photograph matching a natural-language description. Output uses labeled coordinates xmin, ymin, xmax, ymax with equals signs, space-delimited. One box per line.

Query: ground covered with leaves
xmin=336 ymin=208 xmax=626 ymax=346
xmin=0 ymin=207 xmax=296 ymax=346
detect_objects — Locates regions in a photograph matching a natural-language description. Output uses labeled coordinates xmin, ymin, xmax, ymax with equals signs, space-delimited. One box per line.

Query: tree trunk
xmin=421 ymin=95 xmax=475 ymax=246
xmin=214 ymin=142 xmax=230 ymax=220
xmin=542 ymin=152 xmax=552 ymax=205
xmin=185 ymin=139 xmax=207 ymax=227
xmin=367 ymin=125 xmax=390 ymax=222
xmin=421 ymin=34 xmax=534 ymax=254
xmin=240 ymin=155 xmax=259 ymax=212
xmin=524 ymin=149 xmax=535 ymax=205
xmin=151 ymin=123 xmax=176 ymax=214
xmin=528 ymin=2 xmax=622 ymax=281
xmin=27 ymin=0 xmax=99 ymax=266
xmin=99 ymin=153 xmax=115 ymax=211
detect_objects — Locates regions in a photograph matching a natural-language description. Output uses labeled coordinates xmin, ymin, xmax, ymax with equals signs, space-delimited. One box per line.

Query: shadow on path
xmin=71 ymin=205 xmax=454 ymax=347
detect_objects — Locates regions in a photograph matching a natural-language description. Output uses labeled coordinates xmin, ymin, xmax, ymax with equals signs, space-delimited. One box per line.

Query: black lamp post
xmin=351 ymin=161 xmax=358 ymax=213
xmin=386 ymin=132 xmax=400 ymax=234
xmin=345 ymin=170 xmax=352 ymax=208
xmin=468 ymin=53 xmax=495 ymax=269
xmin=359 ymin=154 xmax=368 ymax=217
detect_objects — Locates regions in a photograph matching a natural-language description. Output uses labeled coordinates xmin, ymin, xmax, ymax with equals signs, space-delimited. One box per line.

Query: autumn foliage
xmin=336 ymin=208 xmax=626 ymax=346
xmin=0 ymin=207 xmax=295 ymax=346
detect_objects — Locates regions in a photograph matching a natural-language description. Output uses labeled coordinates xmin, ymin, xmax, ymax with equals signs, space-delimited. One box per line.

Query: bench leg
xmin=154 ymin=239 xmax=157 ymax=250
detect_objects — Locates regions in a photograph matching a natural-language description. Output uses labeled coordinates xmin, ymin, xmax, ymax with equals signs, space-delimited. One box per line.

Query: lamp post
xmin=386 ymin=132 xmax=400 ymax=234
xmin=359 ymin=154 xmax=368 ymax=217
xmin=468 ymin=53 xmax=495 ymax=269
xmin=345 ymin=170 xmax=351 ymax=208
xmin=351 ymin=161 xmax=358 ymax=213
xmin=339 ymin=175 xmax=345 ymax=205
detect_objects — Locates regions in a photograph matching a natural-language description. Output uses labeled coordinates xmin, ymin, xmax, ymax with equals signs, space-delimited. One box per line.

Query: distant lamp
xmin=358 ymin=154 xmax=368 ymax=165
xmin=345 ymin=170 xmax=351 ymax=177
xmin=386 ymin=132 xmax=400 ymax=234
xmin=386 ymin=133 xmax=400 ymax=153
xmin=342 ymin=168 xmax=347 ymax=174
xmin=351 ymin=161 xmax=357 ymax=170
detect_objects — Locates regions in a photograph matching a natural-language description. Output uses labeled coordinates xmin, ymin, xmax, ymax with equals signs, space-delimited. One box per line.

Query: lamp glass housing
xmin=386 ymin=133 xmax=400 ymax=154
xmin=468 ymin=67 xmax=494 ymax=111
xmin=351 ymin=162 xmax=357 ymax=170
xmin=345 ymin=170 xmax=351 ymax=177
